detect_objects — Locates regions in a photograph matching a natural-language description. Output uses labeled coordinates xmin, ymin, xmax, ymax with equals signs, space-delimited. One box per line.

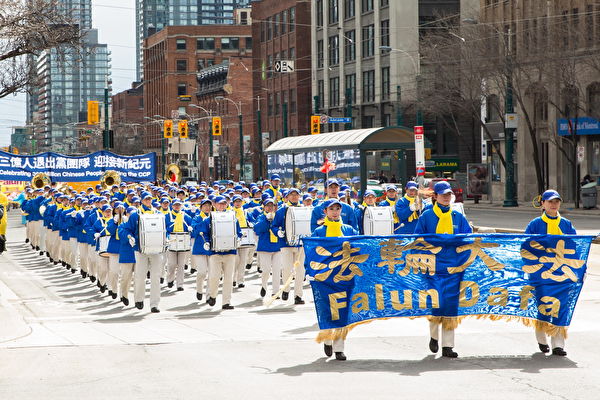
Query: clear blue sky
xmin=0 ymin=0 xmax=137 ymax=147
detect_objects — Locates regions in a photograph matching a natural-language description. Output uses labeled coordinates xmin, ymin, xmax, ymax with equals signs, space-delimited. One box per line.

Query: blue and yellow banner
xmin=303 ymin=234 xmax=593 ymax=339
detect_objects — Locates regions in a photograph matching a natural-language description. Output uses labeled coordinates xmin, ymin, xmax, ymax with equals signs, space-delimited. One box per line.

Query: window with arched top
xmin=562 ymin=85 xmax=579 ymax=118
xmin=587 ymin=82 xmax=600 ymax=118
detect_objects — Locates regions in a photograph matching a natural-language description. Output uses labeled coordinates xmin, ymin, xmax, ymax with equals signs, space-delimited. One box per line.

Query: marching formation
xmin=18 ymin=173 xmax=575 ymax=361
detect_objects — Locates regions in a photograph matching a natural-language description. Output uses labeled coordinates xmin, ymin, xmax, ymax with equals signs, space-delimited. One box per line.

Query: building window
xmin=362 ymin=24 xmax=374 ymax=58
xmin=268 ymin=94 xmax=273 ymax=115
xmin=267 ymin=17 xmax=272 ymax=40
xmin=361 ymin=0 xmax=373 ymax=13
xmin=245 ymin=37 xmax=252 ymax=49
xmin=534 ymin=90 xmax=549 ymax=122
xmin=289 ymin=7 xmax=295 ymax=32
xmin=328 ymin=0 xmax=339 ymax=24
xmin=588 ymin=83 xmax=600 ymax=116
xmin=362 ymin=70 xmax=375 ymax=102
xmin=329 ymin=77 xmax=340 ymax=106
xmin=328 ymin=36 xmax=339 ymax=65
xmin=381 ymin=0 xmax=389 ymax=6
xmin=362 ymin=115 xmax=374 ymax=128
xmin=197 ymin=37 xmax=215 ymax=50
xmin=176 ymin=59 xmax=187 ymax=72
xmin=177 ymin=83 xmax=187 ymax=96
xmin=486 ymin=94 xmax=500 ymax=122
xmin=281 ymin=10 xmax=287 ymax=34
xmin=197 ymin=59 xmax=205 ymax=71
xmin=381 ymin=20 xmax=390 ymax=47
xmin=344 ymin=30 xmax=355 ymax=61
xmin=381 ymin=67 xmax=390 ymax=100
xmin=344 ymin=0 xmax=355 ymax=19
xmin=260 ymin=21 xmax=265 ymax=42
xmin=317 ymin=40 xmax=324 ymax=68
xmin=221 ymin=37 xmax=239 ymax=50
xmin=316 ymin=0 xmax=323 ymax=27
xmin=345 ymin=73 xmax=356 ymax=104
xmin=275 ymin=92 xmax=280 ymax=115
xmin=290 ymin=88 xmax=297 ymax=113
xmin=289 ymin=47 xmax=295 ymax=59
xmin=176 ymin=39 xmax=187 ymax=50
xmin=274 ymin=13 xmax=280 ymax=37
xmin=318 ymin=80 xmax=325 ymax=109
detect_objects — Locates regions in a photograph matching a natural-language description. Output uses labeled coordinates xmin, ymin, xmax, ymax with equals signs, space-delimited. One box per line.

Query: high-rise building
xmin=135 ymin=0 xmax=251 ymax=80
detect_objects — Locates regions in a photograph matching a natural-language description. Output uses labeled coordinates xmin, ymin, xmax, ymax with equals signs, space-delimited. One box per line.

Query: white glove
xmin=113 ymin=215 xmax=119 ymax=223
xmin=277 ymin=230 xmax=285 ymax=238
xmin=128 ymin=235 xmax=136 ymax=247
xmin=188 ymin=226 xmax=193 ymax=232
xmin=203 ymin=242 xmax=210 ymax=251
xmin=248 ymin=222 xmax=254 ymax=228
xmin=409 ymin=203 xmax=417 ymax=212
xmin=191 ymin=206 xmax=197 ymax=213
xmin=40 ymin=206 xmax=46 ymax=216
xmin=78 ymin=210 xmax=85 ymax=217
xmin=94 ymin=232 xmax=101 ymax=239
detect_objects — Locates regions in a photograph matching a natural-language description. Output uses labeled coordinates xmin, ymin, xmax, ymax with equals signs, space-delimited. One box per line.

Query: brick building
xmin=111 ymin=82 xmax=144 ymax=155
xmin=143 ymin=21 xmax=253 ymax=181
xmin=251 ymin=0 xmax=312 ymax=178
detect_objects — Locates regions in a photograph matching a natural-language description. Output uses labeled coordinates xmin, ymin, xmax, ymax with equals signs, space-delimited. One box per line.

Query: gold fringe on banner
xmin=315 ymin=314 xmax=568 ymax=343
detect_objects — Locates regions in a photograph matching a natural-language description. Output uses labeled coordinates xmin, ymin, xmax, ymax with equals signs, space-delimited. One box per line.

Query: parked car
xmin=425 ymin=178 xmax=464 ymax=203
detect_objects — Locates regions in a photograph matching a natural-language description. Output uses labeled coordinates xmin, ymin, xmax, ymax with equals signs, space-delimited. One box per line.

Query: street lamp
xmin=215 ymin=96 xmax=244 ymax=181
xmin=463 ymin=18 xmax=518 ymax=207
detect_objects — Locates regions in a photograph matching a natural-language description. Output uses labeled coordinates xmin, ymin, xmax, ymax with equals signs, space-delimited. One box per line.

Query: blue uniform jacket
xmin=165 ymin=210 xmax=193 ymax=237
xmin=312 ymin=224 xmax=358 ymax=237
xmin=395 ymin=196 xmax=421 ymax=234
xmin=413 ymin=204 xmax=472 ymax=234
xmin=254 ymin=213 xmax=282 ymax=252
xmin=117 ymin=222 xmax=136 ymax=263
xmin=524 ymin=214 xmax=576 ymax=235
xmin=106 ymin=219 xmax=122 ymax=254
xmin=43 ymin=202 xmax=57 ymax=229
xmin=310 ymin=201 xmax=357 ymax=232
xmin=121 ymin=206 xmax=165 ymax=253
xmin=92 ymin=217 xmax=111 ymax=251
xmin=191 ymin=213 xmax=211 ymax=256
xmin=271 ymin=203 xmax=301 ymax=248
xmin=243 ymin=199 xmax=262 ymax=210
xmin=194 ymin=213 xmax=241 ymax=255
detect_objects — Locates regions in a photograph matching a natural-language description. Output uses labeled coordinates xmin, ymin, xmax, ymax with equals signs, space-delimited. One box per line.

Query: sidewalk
xmin=463 ymin=200 xmax=600 ymax=217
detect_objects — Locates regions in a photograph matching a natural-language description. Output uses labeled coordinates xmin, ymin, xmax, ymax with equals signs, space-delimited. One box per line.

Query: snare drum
xmin=169 ymin=232 xmax=191 ymax=252
xmin=285 ymin=206 xmax=313 ymax=246
xmin=363 ymin=206 xmax=394 ymax=236
xmin=138 ymin=213 xmax=167 ymax=254
xmin=239 ymin=227 xmax=257 ymax=247
xmin=97 ymin=235 xmax=110 ymax=258
xmin=211 ymin=211 xmax=238 ymax=252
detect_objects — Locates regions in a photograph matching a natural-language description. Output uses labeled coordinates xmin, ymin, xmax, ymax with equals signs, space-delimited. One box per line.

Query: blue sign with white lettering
xmin=328 ymin=117 xmax=352 ymax=124
xmin=557 ymin=117 xmax=600 ymax=136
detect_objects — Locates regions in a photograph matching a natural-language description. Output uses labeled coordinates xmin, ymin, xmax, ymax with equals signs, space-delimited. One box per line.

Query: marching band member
xmin=396 ymin=181 xmax=421 ymax=234
xmin=191 ymin=199 xmax=213 ymax=301
xmin=83 ymin=197 xmax=102 ymax=283
xmin=253 ymin=198 xmax=282 ymax=298
xmin=525 ymin=189 xmax=575 ymax=357
xmin=42 ymin=192 xmax=59 ymax=261
xmin=92 ymin=204 xmax=114 ymax=294
xmin=232 ymin=195 xmax=251 ymax=288
xmin=310 ymin=179 xmax=357 ymax=232
xmin=312 ymin=199 xmax=359 ymax=361
xmin=272 ymin=188 xmax=306 ymax=304
xmin=302 ymin=194 xmax=314 ymax=207
xmin=104 ymin=203 xmax=126 ymax=299
xmin=354 ymin=190 xmax=378 ymax=234
xmin=121 ymin=192 xmax=166 ymax=313
xmin=117 ymin=206 xmax=137 ymax=306
xmin=414 ymin=181 xmax=472 ymax=358
xmin=66 ymin=196 xmax=84 ymax=274
xmin=75 ymin=199 xmax=90 ymax=278
xmin=378 ymin=185 xmax=401 ymax=233
xmin=165 ymin=199 xmax=193 ymax=291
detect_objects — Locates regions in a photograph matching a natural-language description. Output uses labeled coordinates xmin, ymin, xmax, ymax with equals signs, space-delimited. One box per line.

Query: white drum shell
xmin=169 ymin=232 xmax=191 ymax=252
xmin=97 ymin=235 xmax=110 ymax=257
xmin=363 ymin=207 xmax=394 ymax=236
xmin=239 ymin=227 xmax=257 ymax=247
xmin=285 ymin=206 xmax=313 ymax=246
xmin=139 ymin=213 xmax=167 ymax=254
xmin=211 ymin=211 xmax=238 ymax=252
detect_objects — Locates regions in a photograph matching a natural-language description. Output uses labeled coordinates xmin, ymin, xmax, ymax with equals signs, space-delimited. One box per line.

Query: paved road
xmin=0 ymin=211 xmax=599 ymax=399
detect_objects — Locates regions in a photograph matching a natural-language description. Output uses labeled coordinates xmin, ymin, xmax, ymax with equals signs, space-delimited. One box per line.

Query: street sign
xmin=505 ymin=113 xmax=518 ymax=129
xmin=577 ymin=145 xmax=585 ymax=163
xmin=414 ymin=125 xmax=425 ymax=176
xmin=274 ymin=60 xmax=295 ymax=73
xmin=327 ymin=117 xmax=352 ymax=123
xmin=213 ymin=139 xmax=219 ymax=154
xmin=208 ymin=156 xmax=214 ymax=168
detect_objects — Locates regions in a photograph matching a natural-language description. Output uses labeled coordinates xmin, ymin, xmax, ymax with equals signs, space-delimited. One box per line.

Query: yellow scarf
xmin=541 ymin=212 xmax=563 ymax=235
xmin=323 ymin=217 xmax=343 ymax=237
xmin=139 ymin=206 xmax=154 ymax=214
xmin=200 ymin=211 xmax=209 ymax=219
xmin=171 ymin=211 xmax=185 ymax=232
xmin=433 ymin=203 xmax=453 ymax=234
xmin=386 ymin=197 xmax=400 ymax=224
xmin=263 ymin=212 xmax=278 ymax=243
xmin=234 ymin=207 xmax=247 ymax=228
xmin=404 ymin=194 xmax=419 ymax=222
xmin=101 ymin=217 xmax=111 ymax=236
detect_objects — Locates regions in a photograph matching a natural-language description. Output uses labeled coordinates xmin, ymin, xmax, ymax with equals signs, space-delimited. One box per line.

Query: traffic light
xmin=87 ymin=101 xmax=99 ymax=125
xmin=163 ymin=120 xmax=173 ymax=138
xmin=178 ymin=120 xmax=188 ymax=138
xmin=311 ymin=115 xmax=320 ymax=135
xmin=212 ymin=116 xmax=221 ymax=135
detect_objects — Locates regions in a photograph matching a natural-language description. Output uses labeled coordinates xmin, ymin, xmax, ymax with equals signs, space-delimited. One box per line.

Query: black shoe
xmin=70 ymin=268 xmax=76 ymax=274
xmin=108 ymin=290 xmax=114 ymax=297
xmin=100 ymin=285 xmax=107 ymax=293
xmin=177 ymin=287 xmax=184 ymax=292
xmin=257 ymin=268 xmax=262 ymax=273
xmin=39 ymin=251 xmax=44 ymax=256
xmin=167 ymin=281 xmax=174 ymax=288
xmin=96 ymin=281 xmax=102 ymax=289
xmin=207 ymin=297 xmax=216 ymax=306
xmin=222 ymin=304 xmax=234 ymax=310
xmin=294 ymin=296 xmax=305 ymax=305
xmin=335 ymin=352 xmax=347 ymax=361
xmin=190 ymin=269 xmax=196 ymax=274
xmin=135 ymin=301 xmax=143 ymax=310
xmin=46 ymin=251 xmax=50 ymax=257
xmin=196 ymin=292 xmax=203 ymax=301
xmin=160 ymin=277 xmax=164 ymax=284
xmin=260 ymin=287 xmax=266 ymax=298
xmin=111 ymin=291 xmax=117 ymax=299
xmin=151 ymin=307 xmax=160 ymax=313
xmin=90 ymin=275 xmax=96 ymax=283
xmin=121 ymin=297 xmax=129 ymax=306
xmin=429 ymin=338 xmax=439 ymax=353
xmin=53 ymin=261 xmax=59 ymax=265
xmin=25 ymin=238 xmax=29 ymax=243
xmin=324 ymin=344 xmax=333 ymax=357
xmin=552 ymin=347 xmax=567 ymax=356
xmin=35 ymin=246 xmax=39 ymax=251
xmin=238 ymin=283 xmax=245 ymax=288
xmin=282 ymin=291 xmax=289 ymax=301
xmin=184 ymin=264 xmax=188 ymax=270
xmin=245 ymin=264 xmax=252 ymax=270
xmin=442 ymin=347 xmax=458 ymax=358
xmin=49 ymin=257 xmax=54 ymax=263
xmin=233 ymin=281 xmax=237 ymax=287
xmin=538 ymin=343 xmax=550 ymax=353
xmin=147 ymin=271 xmax=150 ymax=279
xmin=80 ymin=270 xmax=87 ymax=278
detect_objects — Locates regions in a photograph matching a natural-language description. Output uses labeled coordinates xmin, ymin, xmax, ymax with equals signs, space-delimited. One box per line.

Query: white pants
xmin=280 ymin=247 xmax=305 ymax=298
xmin=48 ymin=231 xmax=59 ymax=259
xmin=69 ymin=238 xmax=79 ymax=268
xmin=60 ymin=239 xmax=71 ymax=265
xmin=78 ymin=242 xmax=88 ymax=273
xmin=87 ymin=245 xmax=97 ymax=277
xmin=324 ymin=339 xmax=345 ymax=352
xmin=134 ymin=252 xmax=163 ymax=308
xmin=258 ymin=251 xmax=282 ymax=294
xmin=38 ymin=224 xmax=47 ymax=252
xmin=191 ymin=254 xmax=209 ymax=295
xmin=97 ymin=255 xmax=109 ymax=286
xmin=207 ymin=254 xmax=235 ymax=305
xmin=31 ymin=220 xmax=42 ymax=247
xmin=536 ymin=329 xmax=565 ymax=349
xmin=107 ymin=254 xmax=120 ymax=293
xmin=119 ymin=263 xmax=135 ymax=300
xmin=234 ymin=247 xmax=252 ymax=284
xmin=429 ymin=321 xmax=455 ymax=348
xmin=167 ymin=250 xmax=189 ymax=288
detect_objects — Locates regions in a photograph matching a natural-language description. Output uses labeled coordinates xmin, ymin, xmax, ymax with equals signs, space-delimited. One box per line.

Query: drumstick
xmin=263 ymin=260 xmax=299 ymax=307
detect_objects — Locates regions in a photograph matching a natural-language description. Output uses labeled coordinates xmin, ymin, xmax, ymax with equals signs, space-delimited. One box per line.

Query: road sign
xmin=577 ymin=145 xmax=585 ymax=163
xmin=274 ymin=60 xmax=295 ymax=73
xmin=208 ymin=156 xmax=214 ymax=168
xmin=327 ymin=117 xmax=352 ymax=123
xmin=505 ymin=113 xmax=518 ymax=129
xmin=414 ymin=126 xmax=425 ymax=176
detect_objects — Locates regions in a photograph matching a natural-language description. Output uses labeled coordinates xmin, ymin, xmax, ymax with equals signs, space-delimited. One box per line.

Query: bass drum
xmin=211 ymin=211 xmax=238 ymax=252
xmin=97 ymin=235 xmax=110 ymax=257
xmin=285 ymin=206 xmax=313 ymax=246
xmin=169 ymin=232 xmax=191 ymax=252
xmin=363 ymin=206 xmax=394 ymax=236
xmin=138 ymin=213 xmax=167 ymax=254
xmin=239 ymin=227 xmax=257 ymax=247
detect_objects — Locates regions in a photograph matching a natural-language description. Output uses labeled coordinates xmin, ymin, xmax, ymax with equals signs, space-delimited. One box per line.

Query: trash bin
xmin=581 ymin=182 xmax=597 ymax=209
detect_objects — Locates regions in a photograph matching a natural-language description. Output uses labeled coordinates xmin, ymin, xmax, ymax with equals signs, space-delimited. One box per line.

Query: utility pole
xmin=396 ymin=85 xmax=403 ymax=126
xmin=345 ymin=88 xmax=353 ymax=130
xmin=103 ymin=77 xmax=110 ymax=149
xmin=256 ymin=96 xmax=263 ymax=180
xmin=503 ymin=28 xmax=518 ymax=207
xmin=282 ymin=102 xmax=288 ymax=137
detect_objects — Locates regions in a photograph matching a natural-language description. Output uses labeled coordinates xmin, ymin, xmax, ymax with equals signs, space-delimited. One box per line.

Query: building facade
xmin=111 ymin=83 xmax=145 ymax=156
xmin=251 ymin=0 xmax=312 ymax=176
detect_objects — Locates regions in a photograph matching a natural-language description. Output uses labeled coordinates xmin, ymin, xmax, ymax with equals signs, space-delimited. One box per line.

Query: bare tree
xmin=0 ymin=0 xmax=83 ymax=99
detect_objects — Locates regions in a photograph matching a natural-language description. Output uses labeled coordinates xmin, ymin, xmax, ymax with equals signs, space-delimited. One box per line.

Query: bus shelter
xmin=265 ymin=126 xmax=428 ymax=197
